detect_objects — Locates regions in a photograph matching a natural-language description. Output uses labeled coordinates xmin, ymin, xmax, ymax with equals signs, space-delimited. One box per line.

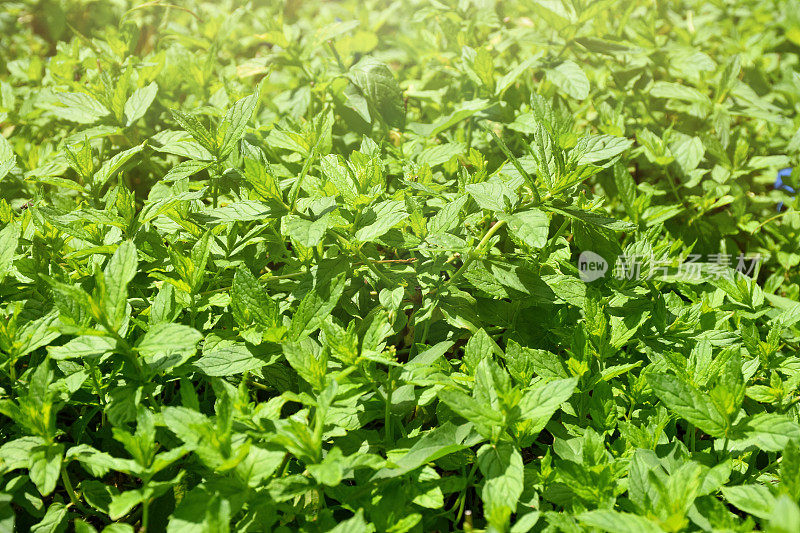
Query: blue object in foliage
xmin=776 ymin=167 xmax=795 ymax=211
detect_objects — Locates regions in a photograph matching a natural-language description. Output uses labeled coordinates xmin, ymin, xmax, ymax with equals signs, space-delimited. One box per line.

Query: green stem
xmin=142 ymin=496 xmax=150 ymax=533
xmin=197 ymin=271 xmax=306 ymax=297
xmin=419 ymin=219 xmax=507 ymax=346
xmin=327 ymin=40 xmax=346 ymax=71
xmin=665 ymin=167 xmax=685 ymax=205
xmin=88 ymin=362 xmax=106 ymax=411
xmin=212 ymin=161 xmax=223 ymax=208
xmin=61 ymin=467 xmax=80 ymax=508
xmin=332 ymin=230 xmax=397 ymax=288
xmin=289 ymin=48 xmax=315 ymax=82
xmin=445 ymin=219 xmax=507 ymax=288
xmin=754 ymin=210 xmax=790 ymax=233
xmin=245 ymin=377 xmax=270 ymax=391
xmin=357 ymin=366 xmax=386 ymax=404
xmin=356 ymin=247 xmax=397 ymax=288
xmin=189 ymin=291 xmax=199 ymax=330
xmin=258 ymin=270 xmax=307 ymax=282
xmin=481 ymin=123 xmax=541 ymax=205
xmin=384 ymin=370 xmax=394 ymax=450
xmin=419 ymin=314 xmax=433 ymax=346
xmin=543 ymin=217 xmax=570 ymax=255
xmin=455 ymin=461 xmax=480 ymax=524
xmin=278 ymin=453 xmax=291 ymax=477
xmin=99 ymin=316 xmax=143 ymax=378
xmin=61 ymin=466 xmax=95 ymax=516
xmin=288 ymin=123 xmax=325 ymax=210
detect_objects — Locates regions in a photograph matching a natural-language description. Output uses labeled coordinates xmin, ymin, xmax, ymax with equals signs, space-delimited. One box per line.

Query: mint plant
xmin=2 ymin=1 xmax=800 ymax=531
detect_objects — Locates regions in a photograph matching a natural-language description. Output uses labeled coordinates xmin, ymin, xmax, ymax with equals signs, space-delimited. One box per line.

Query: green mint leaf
xmin=548 ymin=60 xmax=590 ymax=100
xmin=354 ymin=200 xmax=409 ymax=242
xmin=123 ymin=82 xmax=158 ymax=127
xmin=218 ymin=89 xmax=260 ymax=159
xmin=348 ymin=58 xmax=405 ymax=129
xmin=499 ymin=208 xmax=549 ymax=249
xmin=647 ymin=373 xmax=729 ymax=438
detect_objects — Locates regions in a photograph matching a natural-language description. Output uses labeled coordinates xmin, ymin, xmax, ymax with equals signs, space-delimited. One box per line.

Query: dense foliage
xmin=2 ymin=0 xmax=800 ymax=531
